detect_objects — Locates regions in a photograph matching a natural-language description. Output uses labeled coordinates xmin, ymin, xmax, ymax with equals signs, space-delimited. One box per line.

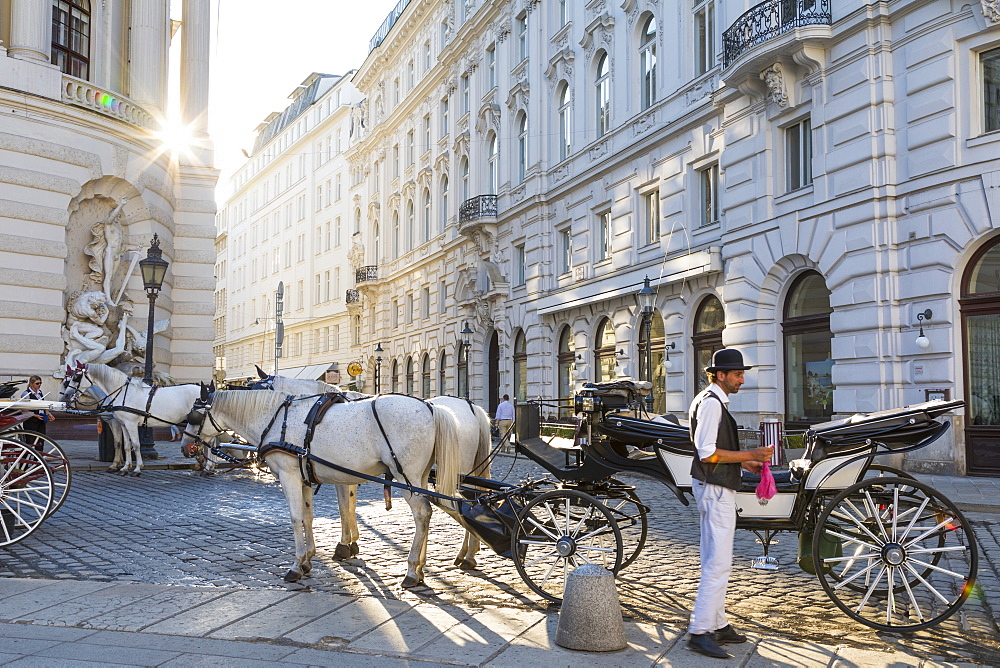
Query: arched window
xmin=406 ymin=200 xmax=415 ymax=250
xmin=639 ymin=15 xmax=657 ymax=110
xmin=692 ymin=296 xmax=725 ymax=395
xmin=517 ymin=113 xmax=528 ymax=183
xmin=558 ymin=82 xmax=572 ymax=161
xmin=783 ymin=272 xmax=834 ymax=426
xmin=595 ymin=318 xmax=617 ymax=382
xmin=52 ymin=0 xmax=90 ymax=79
xmin=391 ymin=359 xmax=399 ymax=393
xmin=421 ymin=354 xmax=432 ymax=397
xmin=639 ymin=309 xmax=666 ymax=413
xmin=962 ymin=238 xmax=1000 ymax=473
xmin=354 ymin=208 xmax=362 ymax=234
xmin=392 ymin=211 xmax=400 ymax=258
xmin=440 ymin=176 xmax=449 ymax=232
xmin=405 ymin=357 xmax=415 ymax=395
xmin=595 ymin=52 xmax=611 ymax=137
xmin=557 ymin=326 xmax=575 ymax=416
xmin=487 ymin=133 xmax=499 ymax=194
xmin=439 ymin=351 xmax=448 ymax=394
xmin=460 ymin=157 xmax=470 ymax=200
xmin=513 ymin=330 xmax=528 ymax=402
xmin=422 ymin=188 xmax=431 ymax=242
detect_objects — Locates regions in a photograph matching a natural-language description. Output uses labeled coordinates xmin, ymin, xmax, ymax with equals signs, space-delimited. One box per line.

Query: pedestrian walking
xmin=495 ymin=394 xmax=515 ymax=446
xmin=20 ymin=375 xmax=55 ymax=450
xmin=687 ymin=349 xmax=773 ymax=659
xmin=170 ymin=423 xmax=185 ymax=441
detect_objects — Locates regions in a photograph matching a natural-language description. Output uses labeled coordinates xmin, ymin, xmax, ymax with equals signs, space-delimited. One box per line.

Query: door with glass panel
xmin=962 ymin=239 xmax=1000 ymax=475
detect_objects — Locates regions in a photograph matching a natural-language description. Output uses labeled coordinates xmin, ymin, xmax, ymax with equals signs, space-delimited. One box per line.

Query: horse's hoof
xmin=105 ymin=467 xmax=117 ymax=473
xmin=458 ymin=559 xmax=477 ymax=571
xmin=302 ymin=561 xmax=312 ymax=574
xmin=283 ymin=569 xmax=302 ymax=583
xmin=401 ymin=575 xmax=423 ymax=588
xmin=118 ymin=470 xmax=129 ymax=476
xmin=350 ymin=542 xmax=359 ymax=557
xmin=132 ymin=471 xmax=141 ymax=477
xmin=334 ymin=543 xmax=352 ymax=560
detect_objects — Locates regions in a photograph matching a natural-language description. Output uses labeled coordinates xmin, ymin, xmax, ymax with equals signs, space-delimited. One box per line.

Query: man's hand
xmin=742 ymin=461 xmax=764 ymax=474
xmin=750 ymin=446 xmax=774 ymax=462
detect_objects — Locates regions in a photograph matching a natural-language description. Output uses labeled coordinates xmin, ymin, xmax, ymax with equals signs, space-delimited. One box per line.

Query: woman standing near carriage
xmin=20 ymin=375 xmax=55 ymax=449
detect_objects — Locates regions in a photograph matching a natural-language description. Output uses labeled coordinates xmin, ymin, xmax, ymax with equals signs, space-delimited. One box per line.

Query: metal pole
xmin=139 ymin=291 xmax=159 ymax=459
xmin=643 ymin=312 xmax=653 ymax=413
xmin=375 ymin=357 xmax=382 ymax=393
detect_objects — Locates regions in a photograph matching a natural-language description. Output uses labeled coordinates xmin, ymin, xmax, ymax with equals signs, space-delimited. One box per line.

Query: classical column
xmin=129 ymin=0 xmax=169 ymax=112
xmin=180 ymin=0 xmax=211 ymax=138
xmin=8 ymin=0 xmax=52 ymax=63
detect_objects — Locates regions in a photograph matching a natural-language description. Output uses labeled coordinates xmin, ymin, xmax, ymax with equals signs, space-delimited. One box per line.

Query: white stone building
xmin=0 ymin=0 xmax=218 ymax=388
xmin=222 ymin=0 xmax=1000 ymax=476
xmin=215 ymin=74 xmax=362 ymax=386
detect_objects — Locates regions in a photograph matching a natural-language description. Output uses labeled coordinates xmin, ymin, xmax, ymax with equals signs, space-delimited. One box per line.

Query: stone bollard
xmin=555 ymin=564 xmax=628 ymax=652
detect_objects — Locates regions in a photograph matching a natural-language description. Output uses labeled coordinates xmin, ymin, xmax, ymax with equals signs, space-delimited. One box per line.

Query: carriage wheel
xmin=0 ymin=439 xmax=54 ymax=547
xmin=596 ymin=488 xmax=648 ymax=570
xmin=5 ymin=431 xmax=71 ymax=516
xmin=510 ymin=489 xmax=623 ymax=603
xmin=863 ymin=464 xmax=916 ymax=480
xmin=813 ymin=476 xmax=978 ymax=632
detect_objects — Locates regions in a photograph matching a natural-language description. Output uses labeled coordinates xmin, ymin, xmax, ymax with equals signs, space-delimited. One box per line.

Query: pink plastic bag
xmin=756 ymin=462 xmax=777 ymax=500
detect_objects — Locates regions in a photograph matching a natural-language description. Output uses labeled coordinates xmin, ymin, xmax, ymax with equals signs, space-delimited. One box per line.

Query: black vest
xmin=690 ymin=390 xmax=742 ymax=491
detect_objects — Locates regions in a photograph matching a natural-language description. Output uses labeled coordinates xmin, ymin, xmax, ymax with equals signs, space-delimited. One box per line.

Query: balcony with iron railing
xmin=346 ymin=289 xmax=361 ymax=304
xmin=722 ymin=0 xmax=832 ymax=70
xmin=356 ymin=266 xmax=378 ymax=283
xmin=458 ymin=195 xmax=498 ymax=241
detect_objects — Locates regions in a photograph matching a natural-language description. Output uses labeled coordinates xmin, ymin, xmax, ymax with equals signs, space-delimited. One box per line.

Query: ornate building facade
xmin=222 ymin=0 xmax=1000 ymax=475
xmin=0 ymin=0 xmax=218 ymax=387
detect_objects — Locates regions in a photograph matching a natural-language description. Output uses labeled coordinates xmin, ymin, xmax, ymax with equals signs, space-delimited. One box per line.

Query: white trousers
xmin=689 ymin=479 xmax=737 ymax=635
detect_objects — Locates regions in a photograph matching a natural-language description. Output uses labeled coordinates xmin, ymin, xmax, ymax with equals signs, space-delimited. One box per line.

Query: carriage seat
xmin=739 ymin=467 xmax=796 ymax=493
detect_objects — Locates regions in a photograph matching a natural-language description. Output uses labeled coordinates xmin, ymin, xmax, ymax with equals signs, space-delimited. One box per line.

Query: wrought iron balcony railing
xmin=346 ymin=289 xmax=360 ymax=304
xmin=356 ymin=266 xmax=378 ymax=283
xmin=459 ymin=195 xmax=498 ymax=225
xmin=722 ymin=0 xmax=832 ymax=69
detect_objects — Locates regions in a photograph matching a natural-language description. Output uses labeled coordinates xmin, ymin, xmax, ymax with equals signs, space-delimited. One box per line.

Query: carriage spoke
xmin=526 ymin=516 xmax=561 ymax=542
xmin=907 ymin=557 xmax=966 ymax=580
xmin=522 ymin=547 xmax=559 ymax=569
xmin=832 ymin=559 xmax=882 ymax=591
xmin=831 ymin=502 xmax=886 ymax=546
xmin=907 ymin=545 xmax=968 ymax=555
xmin=863 ymin=490 xmax=889 ymax=541
xmin=903 ymin=562 xmax=953 ymax=604
xmin=891 ymin=487 xmax=899 ymax=542
xmin=824 ymin=528 xmax=881 ymax=552
xmin=898 ymin=497 xmax=930 ymax=543
xmin=569 ymin=504 xmax=592 ymax=537
xmin=825 ymin=551 xmax=880 ymax=565
xmin=856 ymin=565 xmax=887 ymax=613
xmin=904 ymin=516 xmax=958 ymax=549
xmin=900 ymin=568 xmax=926 ymax=622
xmin=538 ymin=557 xmax=561 ymax=591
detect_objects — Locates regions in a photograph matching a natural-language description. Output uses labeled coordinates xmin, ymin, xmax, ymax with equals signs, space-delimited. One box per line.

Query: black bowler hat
xmin=705 ymin=348 xmax=753 ymax=373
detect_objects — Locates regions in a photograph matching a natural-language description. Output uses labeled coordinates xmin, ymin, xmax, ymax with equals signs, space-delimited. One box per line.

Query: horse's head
xmin=180 ymin=382 xmax=222 ymax=455
xmin=249 ymin=365 xmax=274 ymax=390
xmin=59 ymin=362 xmax=87 ymax=406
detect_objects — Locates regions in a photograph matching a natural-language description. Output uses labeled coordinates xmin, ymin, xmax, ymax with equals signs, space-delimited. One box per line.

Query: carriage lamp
xmin=915 ymin=309 xmax=932 ymax=350
xmin=374 ymin=342 xmax=384 ymax=394
xmin=136 ymin=234 xmax=170 ymax=460
xmin=637 ymin=277 xmax=656 ymax=412
xmin=662 ymin=342 xmax=677 ymax=370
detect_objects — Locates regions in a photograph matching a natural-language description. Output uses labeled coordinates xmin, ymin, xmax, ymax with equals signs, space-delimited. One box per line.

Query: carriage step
xmin=751 ymin=556 xmax=779 ymax=570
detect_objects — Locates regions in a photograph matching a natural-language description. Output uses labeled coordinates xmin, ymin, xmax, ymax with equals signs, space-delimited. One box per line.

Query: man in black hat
xmin=687 ymin=348 xmax=774 ymax=659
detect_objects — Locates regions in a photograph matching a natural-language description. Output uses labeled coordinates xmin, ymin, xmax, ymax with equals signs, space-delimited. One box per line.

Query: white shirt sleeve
xmin=693 ymin=394 xmax=723 ymax=461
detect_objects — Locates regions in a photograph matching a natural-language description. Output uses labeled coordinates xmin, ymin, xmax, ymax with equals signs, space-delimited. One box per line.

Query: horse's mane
xmin=271 ymin=376 xmax=369 ymax=401
xmin=213 ymin=390 xmax=290 ymax=427
xmin=86 ymin=363 xmax=134 ymax=389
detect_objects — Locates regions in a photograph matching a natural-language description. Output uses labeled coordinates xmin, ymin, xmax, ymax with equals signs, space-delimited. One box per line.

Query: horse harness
xmin=68 ymin=368 xmax=185 ymax=429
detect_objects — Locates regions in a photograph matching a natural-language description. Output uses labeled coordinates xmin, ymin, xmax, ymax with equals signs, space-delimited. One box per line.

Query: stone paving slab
xmin=745 ymin=637 xmax=839 ymax=667
xmin=142 ymin=589 xmax=295 ymax=635
xmin=280 ymin=595 xmax=415 ymax=646
xmin=10 ymin=582 xmax=167 ymax=626
xmin=81 ymin=628 xmax=301 ymax=661
xmin=28 ymin=639 xmax=182 ymax=666
xmin=0 ymin=579 xmax=113 ymax=620
xmin=348 ymin=601 xmax=474 ymax=655
xmin=208 ymin=590 xmax=354 ymax=641
xmin=412 ymin=605 xmax=548 ymax=665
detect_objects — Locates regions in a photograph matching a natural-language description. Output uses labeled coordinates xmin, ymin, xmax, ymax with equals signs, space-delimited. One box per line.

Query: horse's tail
xmin=431 ymin=405 xmax=461 ymax=501
xmin=470 ymin=404 xmax=492 ymax=479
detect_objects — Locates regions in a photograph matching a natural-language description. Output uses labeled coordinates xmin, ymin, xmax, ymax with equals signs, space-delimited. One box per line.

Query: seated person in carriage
xmin=687 ymin=349 xmax=773 ymax=660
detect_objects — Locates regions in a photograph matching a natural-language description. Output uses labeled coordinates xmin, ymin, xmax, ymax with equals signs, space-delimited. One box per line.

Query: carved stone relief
xmin=761 ymin=63 xmax=788 ymax=107
xmin=983 ymin=0 xmax=1000 ymax=22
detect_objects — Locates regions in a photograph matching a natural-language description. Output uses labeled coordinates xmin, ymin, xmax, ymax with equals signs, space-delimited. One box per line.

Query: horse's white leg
xmin=334 ymin=484 xmax=360 ymax=559
xmin=118 ymin=421 xmax=138 ymax=474
xmin=455 ymin=530 xmax=481 ymax=570
xmin=401 ymin=491 xmax=433 ymax=588
xmin=272 ymin=463 xmax=312 ymax=582
xmin=108 ymin=421 xmax=125 ymax=473
xmin=130 ymin=422 xmax=144 ymax=476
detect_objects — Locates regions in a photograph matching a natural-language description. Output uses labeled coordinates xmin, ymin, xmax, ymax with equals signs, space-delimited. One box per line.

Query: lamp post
xmin=460 ymin=321 xmax=473 ymax=399
xmin=374 ymin=342 xmax=383 ymax=393
xmin=137 ymin=234 xmax=169 ymax=459
xmin=637 ymin=276 xmax=656 ymax=413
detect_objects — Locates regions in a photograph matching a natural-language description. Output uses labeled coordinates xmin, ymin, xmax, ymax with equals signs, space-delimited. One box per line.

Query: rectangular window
xmin=406 ymin=294 xmax=414 ymax=324
xmin=394 ymin=78 xmax=400 ymax=105
xmin=984 ymin=47 xmax=1000 ymax=133
xmin=296 ymin=280 xmax=304 ymax=309
xmin=335 ymin=175 xmax=342 ymax=200
xmin=461 ymin=74 xmax=470 ymax=114
xmin=324 ymin=221 xmax=331 ymax=251
xmin=441 ymin=98 xmax=449 ymax=137
xmin=786 ymin=118 xmax=813 ymax=191
xmin=331 ymin=325 xmax=340 ymax=350
xmin=325 ymin=179 xmax=332 ymax=206
xmin=517 ymin=15 xmax=528 ymax=61
xmin=439 ymin=280 xmax=447 ymax=313
xmin=487 ymin=44 xmax=496 ymax=89
xmin=560 ymin=229 xmax=572 ymax=274
xmin=694 ymin=0 xmax=716 ymax=76
xmin=272 ymin=249 xmax=280 ymax=273
xmin=408 ymin=60 xmax=415 ymax=88
xmin=297 ymin=195 xmax=305 ymax=220
xmin=315 ymin=226 xmax=322 ymax=251
xmin=335 ymin=217 xmax=342 ymax=246
xmin=644 ymin=190 xmax=660 ymax=243
xmin=284 ymin=241 xmax=292 ymax=268
xmin=297 ymin=234 xmax=305 ymax=261
xmin=393 ymin=145 xmax=400 ymax=178
xmin=514 ymin=244 xmax=526 ymax=286
xmin=284 ymin=204 xmax=292 ymax=228
xmin=392 ymin=299 xmax=399 ymax=328
xmin=699 ymin=164 xmax=720 ymax=227
xmin=559 ymin=0 xmax=568 ymax=26
xmin=424 ymin=41 xmax=432 ymax=71
xmin=324 ymin=270 xmax=331 ymax=301
xmin=315 ymin=186 xmax=322 ymax=211
xmin=407 ymin=131 xmax=415 ymax=165
xmin=422 ymin=286 xmax=431 ymax=320
xmin=598 ymin=211 xmax=612 ymax=261
xmin=314 ymin=274 xmax=321 ymax=304
xmin=334 ymin=268 xmax=341 ymax=298
xmin=424 ymin=115 xmax=431 ymax=155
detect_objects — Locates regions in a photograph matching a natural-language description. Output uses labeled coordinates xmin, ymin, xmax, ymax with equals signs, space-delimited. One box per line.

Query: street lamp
xmin=637 ymin=276 xmax=656 ymax=413
xmin=460 ymin=321 xmax=473 ymax=399
xmin=374 ymin=342 xmax=384 ymax=394
xmin=137 ymin=234 xmax=169 ymax=459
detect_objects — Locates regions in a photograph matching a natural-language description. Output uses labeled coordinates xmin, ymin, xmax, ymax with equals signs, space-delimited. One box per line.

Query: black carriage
xmin=473 ymin=380 xmax=977 ymax=633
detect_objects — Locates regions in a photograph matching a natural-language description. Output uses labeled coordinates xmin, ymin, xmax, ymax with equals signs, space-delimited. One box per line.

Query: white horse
xmin=181 ymin=388 xmax=462 ymax=587
xmin=59 ymin=363 xmax=202 ymax=476
xmin=252 ymin=371 xmax=493 ymax=569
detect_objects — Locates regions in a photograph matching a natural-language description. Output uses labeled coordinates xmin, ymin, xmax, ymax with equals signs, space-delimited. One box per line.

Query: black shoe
xmin=688 ymin=632 xmax=731 ymax=659
xmin=714 ymin=624 xmax=747 ymax=644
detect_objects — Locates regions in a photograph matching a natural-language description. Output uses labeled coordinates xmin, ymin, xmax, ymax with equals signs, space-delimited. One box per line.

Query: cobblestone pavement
xmin=2 ymin=458 xmax=998 ymax=665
